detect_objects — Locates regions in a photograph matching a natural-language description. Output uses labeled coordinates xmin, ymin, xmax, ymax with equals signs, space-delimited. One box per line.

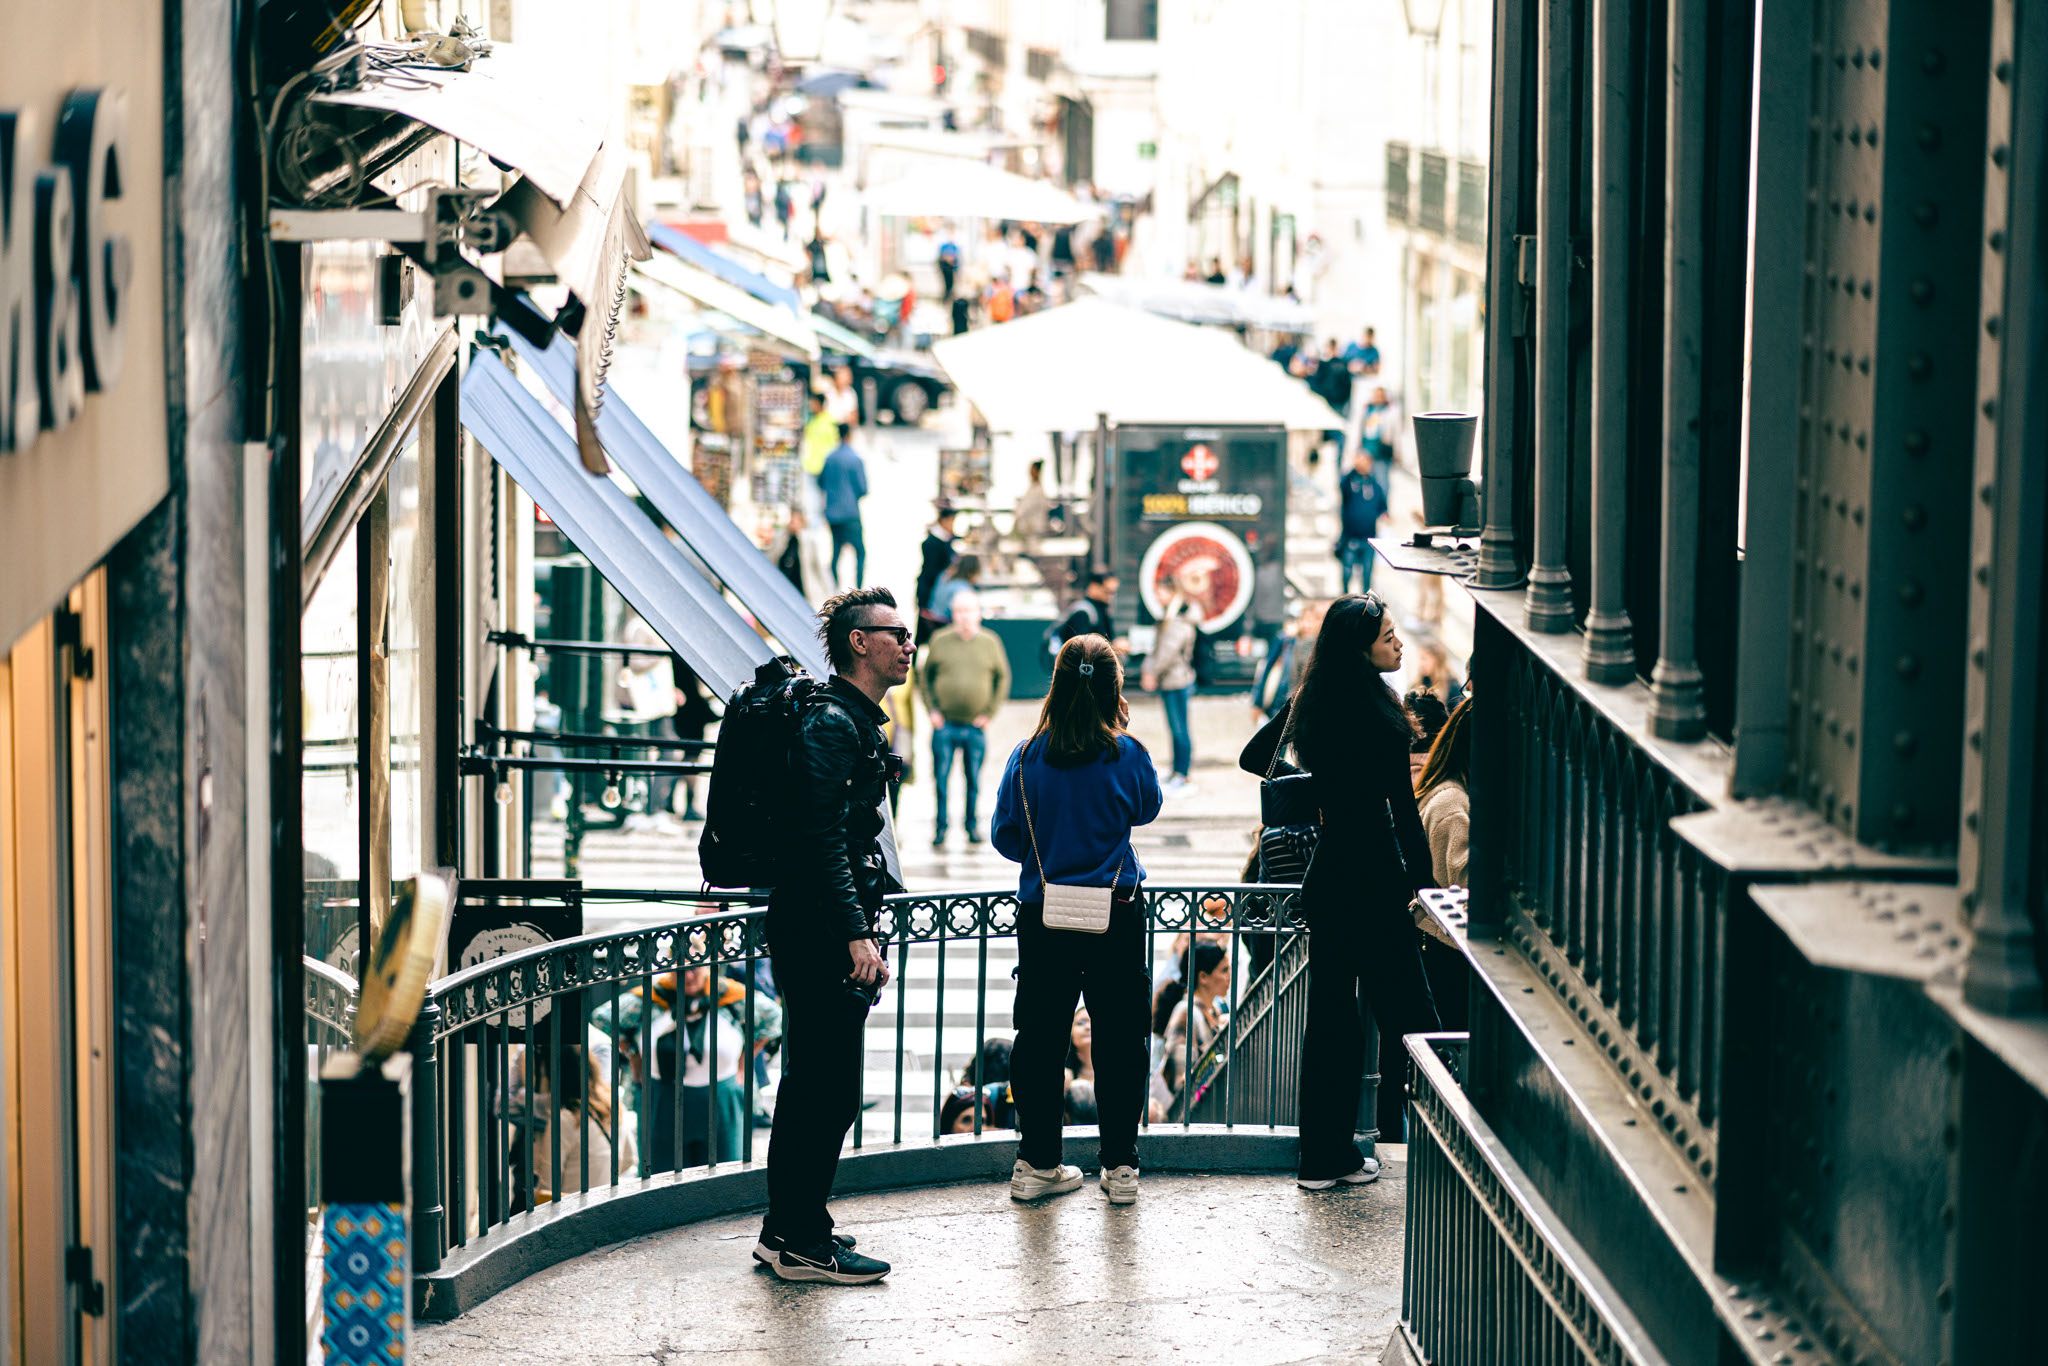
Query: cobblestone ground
xmin=415 ymin=1165 xmax=1408 ymax=1366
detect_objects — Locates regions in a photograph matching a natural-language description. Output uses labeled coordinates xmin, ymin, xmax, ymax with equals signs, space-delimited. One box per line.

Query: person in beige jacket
xmin=1413 ymin=696 xmax=1473 ymax=887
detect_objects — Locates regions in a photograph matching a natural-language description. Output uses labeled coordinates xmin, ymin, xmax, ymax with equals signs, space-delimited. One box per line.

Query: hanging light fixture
xmin=771 ymin=0 xmax=835 ymax=64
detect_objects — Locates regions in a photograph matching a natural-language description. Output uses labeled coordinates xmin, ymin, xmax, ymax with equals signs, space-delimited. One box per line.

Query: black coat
xmin=1238 ymin=700 xmax=1431 ymax=914
xmin=772 ymin=678 xmax=897 ymax=942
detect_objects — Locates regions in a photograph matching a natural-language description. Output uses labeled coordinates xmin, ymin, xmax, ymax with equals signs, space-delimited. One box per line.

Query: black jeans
xmin=829 ymin=518 xmax=866 ymax=586
xmin=1011 ymin=893 xmax=1148 ymax=1171
xmin=1296 ymin=897 xmax=1441 ymax=1180
xmin=763 ymin=926 xmax=872 ymax=1246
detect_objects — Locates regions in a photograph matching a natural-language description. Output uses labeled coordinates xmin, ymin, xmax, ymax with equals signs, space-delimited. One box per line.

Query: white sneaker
xmin=1297 ymin=1156 xmax=1381 ymax=1191
xmin=1009 ymin=1159 xmax=1084 ymax=1202
xmin=1101 ymin=1166 xmax=1139 ymax=1205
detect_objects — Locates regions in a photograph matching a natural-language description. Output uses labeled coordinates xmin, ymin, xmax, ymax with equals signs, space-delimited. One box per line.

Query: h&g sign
xmin=0 ymin=88 xmax=131 ymax=454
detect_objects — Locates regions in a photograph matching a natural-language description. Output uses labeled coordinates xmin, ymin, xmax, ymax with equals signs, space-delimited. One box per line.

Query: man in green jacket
xmin=920 ymin=591 xmax=1011 ymax=846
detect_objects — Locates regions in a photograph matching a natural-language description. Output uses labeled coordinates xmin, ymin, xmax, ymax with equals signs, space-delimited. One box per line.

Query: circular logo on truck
xmin=1139 ymin=522 xmax=1255 ymax=634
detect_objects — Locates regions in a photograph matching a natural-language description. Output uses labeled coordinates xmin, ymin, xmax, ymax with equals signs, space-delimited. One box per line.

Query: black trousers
xmin=1011 ymin=893 xmax=1149 ymax=1171
xmin=763 ymin=928 xmax=872 ymax=1246
xmin=1296 ymin=894 xmax=1441 ymax=1180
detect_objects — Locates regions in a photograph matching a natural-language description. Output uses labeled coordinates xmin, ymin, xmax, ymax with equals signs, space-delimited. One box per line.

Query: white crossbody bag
xmin=1018 ymin=769 xmax=1121 ymax=934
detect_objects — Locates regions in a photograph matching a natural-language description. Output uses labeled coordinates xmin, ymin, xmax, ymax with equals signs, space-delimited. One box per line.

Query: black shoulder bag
xmin=1256 ymin=713 xmax=1321 ymax=884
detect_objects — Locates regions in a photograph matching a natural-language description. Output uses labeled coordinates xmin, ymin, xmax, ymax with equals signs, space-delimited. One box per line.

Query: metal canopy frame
xmin=501 ymin=328 xmax=830 ymax=677
xmin=461 ymin=352 xmax=773 ymax=696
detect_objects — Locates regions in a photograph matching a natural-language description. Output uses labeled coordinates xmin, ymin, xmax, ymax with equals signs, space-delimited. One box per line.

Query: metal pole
xmin=1649 ymin=0 xmax=1709 ymax=740
xmin=1961 ymin=0 xmax=2047 ymax=1013
xmin=1093 ymin=412 xmax=1113 ymax=576
xmin=1476 ymin=0 xmax=1533 ymax=589
xmin=1583 ymin=0 xmax=1636 ymax=684
xmin=408 ymin=1000 xmax=444 ymax=1273
xmin=1525 ymin=0 xmax=1577 ymax=632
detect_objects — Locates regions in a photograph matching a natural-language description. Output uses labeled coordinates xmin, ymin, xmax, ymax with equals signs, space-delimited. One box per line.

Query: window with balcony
xmin=1106 ymin=0 xmax=1158 ymax=41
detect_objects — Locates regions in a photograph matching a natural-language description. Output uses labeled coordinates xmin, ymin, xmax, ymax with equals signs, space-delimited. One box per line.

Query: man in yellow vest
xmin=801 ymin=390 xmax=837 ymax=476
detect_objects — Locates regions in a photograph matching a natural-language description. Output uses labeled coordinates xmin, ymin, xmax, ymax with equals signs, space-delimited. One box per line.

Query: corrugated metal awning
xmin=462 ymin=352 xmax=773 ymax=696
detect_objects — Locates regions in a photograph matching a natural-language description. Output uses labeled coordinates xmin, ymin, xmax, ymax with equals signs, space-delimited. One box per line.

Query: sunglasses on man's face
xmin=854 ymin=624 xmax=914 ymax=645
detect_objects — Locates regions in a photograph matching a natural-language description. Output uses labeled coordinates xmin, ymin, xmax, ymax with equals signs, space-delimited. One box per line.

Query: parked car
xmin=816 ymin=347 xmax=949 ymax=426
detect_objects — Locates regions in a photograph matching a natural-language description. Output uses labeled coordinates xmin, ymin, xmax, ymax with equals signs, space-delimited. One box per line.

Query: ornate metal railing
xmin=1399 ymin=1034 xmax=1670 ymax=1366
xmin=1490 ymin=615 xmax=1728 ymax=1184
xmin=409 ymin=883 xmax=1315 ymax=1273
xmin=303 ymin=956 xmax=359 ymax=1241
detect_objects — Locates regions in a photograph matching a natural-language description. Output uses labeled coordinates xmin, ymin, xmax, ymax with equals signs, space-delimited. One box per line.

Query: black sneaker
xmin=752 ymin=1230 xmax=857 ymax=1265
xmin=769 ymin=1239 xmax=890 ymax=1284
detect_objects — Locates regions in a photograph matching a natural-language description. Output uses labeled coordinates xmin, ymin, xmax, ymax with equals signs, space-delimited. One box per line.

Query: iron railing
xmin=409 ymin=882 xmax=1321 ymax=1271
xmin=1418 ymin=150 xmax=1450 ymax=235
xmin=1387 ymin=142 xmax=1414 ymax=226
xmin=303 ymin=956 xmax=360 ymax=1242
xmin=1399 ymin=1033 xmax=1671 ymax=1366
xmin=1491 ymin=619 xmax=1726 ymax=1184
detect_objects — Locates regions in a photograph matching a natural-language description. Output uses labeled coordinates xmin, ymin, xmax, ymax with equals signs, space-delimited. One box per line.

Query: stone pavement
xmin=413 ymin=1166 xmax=1408 ymax=1366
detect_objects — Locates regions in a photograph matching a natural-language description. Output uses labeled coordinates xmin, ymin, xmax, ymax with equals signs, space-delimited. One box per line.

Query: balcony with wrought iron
xmin=307 ymin=882 xmax=1425 ymax=1360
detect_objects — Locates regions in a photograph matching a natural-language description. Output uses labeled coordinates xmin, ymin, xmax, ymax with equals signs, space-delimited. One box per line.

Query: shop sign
xmin=0 ymin=89 xmax=131 ymax=454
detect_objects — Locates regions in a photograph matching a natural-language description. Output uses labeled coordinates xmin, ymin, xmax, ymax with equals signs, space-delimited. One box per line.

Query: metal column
xmin=1476 ymin=0 xmax=1534 ymax=590
xmin=1729 ymin=0 xmax=1813 ymax=792
xmin=1583 ymin=0 xmax=1636 ymax=685
xmin=1648 ymin=0 xmax=1709 ymax=740
xmin=1960 ymin=0 xmax=2047 ymax=1012
xmin=1526 ymin=0 xmax=1577 ymax=632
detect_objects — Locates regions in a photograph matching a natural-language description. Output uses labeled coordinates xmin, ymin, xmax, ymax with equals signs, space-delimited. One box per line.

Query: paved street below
xmin=414 ymin=1165 xmax=1408 ymax=1366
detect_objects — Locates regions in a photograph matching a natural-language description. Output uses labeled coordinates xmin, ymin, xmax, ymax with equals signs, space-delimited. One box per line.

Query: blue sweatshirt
xmin=991 ymin=734 xmax=1163 ymax=901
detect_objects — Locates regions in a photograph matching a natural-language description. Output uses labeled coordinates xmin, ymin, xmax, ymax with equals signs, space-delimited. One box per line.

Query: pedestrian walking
xmin=753 ymin=588 xmax=912 ymax=1284
xmin=928 ymin=554 xmax=981 ymax=625
xmin=819 ymin=425 xmax=868 ymax=587
xmin=800 ymin=390 xmax=837 ymax=477
xmin=826 ymin=365 xmax=859 ymax=428
xmin=1140 ymin=581 xmax=1200 ymax=793
xmin=1336 ymin=449 xmax=1390 ymax=595
xmin=1253 ymin=599 xmax=1327 ymax=723
xmin=921 ymin=591 xmax=1010 ymax=846
xmin=605 ymin=613 xmax=679 ymax=830
xmin=1313 ymin=341 xmax=1355 ymax=455
xmin=773 ymin=179 xmax=793 ymax=239
xmin=1343 ymin=326 xmax=1382 ymax=378
xmin=1046 ymin=571 xmax=1119 ymax=657
xmin=991 ymin=634 xmax=1163 ymax=1206
xmin=916 ymin=505 xmax=960 ymax=644
xmin=1237 ymin=593 xmax=1441 ymax=1188
xmin=937 ymin=232 xmax=961 ymax=300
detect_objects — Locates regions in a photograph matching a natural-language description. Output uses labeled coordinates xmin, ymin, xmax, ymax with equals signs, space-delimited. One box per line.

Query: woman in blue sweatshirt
xmin=991 ymin=633 xmax=1163 ymax=1206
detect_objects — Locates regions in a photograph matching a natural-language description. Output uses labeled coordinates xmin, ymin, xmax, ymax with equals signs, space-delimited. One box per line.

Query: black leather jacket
xmin=772 ymin=676 xmax=897 ymax=941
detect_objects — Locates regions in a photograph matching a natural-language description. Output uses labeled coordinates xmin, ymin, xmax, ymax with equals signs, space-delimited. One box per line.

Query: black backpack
xmin=698 ymin=658 xmax=831 ymax=889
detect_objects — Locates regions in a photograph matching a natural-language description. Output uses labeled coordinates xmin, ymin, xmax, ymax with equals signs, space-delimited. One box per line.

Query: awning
xmin=930 ymin=298 xmax=1343 ymax=434
xmin=647 ymin=221 xmax=803 ymax=314
xmin=462 ymin=352 xmax=774 ymax=696
xmin=311 ymin=44 xmax=603 ymax=209
xmin=501 ymin=328 xmax=831 ymax=678
xmin=1077 ymin=274 xmax=1322 ymax=335
xmin=633 ymin=251 xmax=820 ymax=359
xmin=863 ymin=162 xmax=1098 ymax=225
xmin=808 ymin=311 xmax=879 ymax=359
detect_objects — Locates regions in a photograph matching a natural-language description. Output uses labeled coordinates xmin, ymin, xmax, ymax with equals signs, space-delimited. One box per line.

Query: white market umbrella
xmin=864 ymin=162 xmax=1098 ymax=225
xmin=930 ymin=298 xmax=1342 ymax=434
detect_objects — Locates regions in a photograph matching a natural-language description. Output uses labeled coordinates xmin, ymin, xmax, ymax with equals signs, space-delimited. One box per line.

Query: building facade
xmin=1387 ymin=0 xmax=2048 ymax=1363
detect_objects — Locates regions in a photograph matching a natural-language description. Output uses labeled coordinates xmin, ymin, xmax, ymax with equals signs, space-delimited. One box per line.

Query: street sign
xmin=1137 ymin=141 xmax=1157 ymax=160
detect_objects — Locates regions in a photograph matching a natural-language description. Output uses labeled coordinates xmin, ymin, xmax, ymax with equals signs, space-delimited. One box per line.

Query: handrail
xmin=410 ymin=882 xmax=1317 ymax=1277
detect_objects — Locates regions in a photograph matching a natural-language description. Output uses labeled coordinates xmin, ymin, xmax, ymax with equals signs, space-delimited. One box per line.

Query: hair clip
xmin=1077 ymin=662 xmax=1095 ymax=676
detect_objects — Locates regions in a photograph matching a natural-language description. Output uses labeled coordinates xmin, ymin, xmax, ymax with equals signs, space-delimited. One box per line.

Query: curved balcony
xmin=347 ymin=882 xmax=1405 ymax=1326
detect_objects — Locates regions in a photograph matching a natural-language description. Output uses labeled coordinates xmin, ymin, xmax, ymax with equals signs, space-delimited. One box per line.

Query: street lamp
xmin=770 ymin=0 xmax=834 ymax=64
xmin=1401 ymin=0 xmax=1449 ymax=37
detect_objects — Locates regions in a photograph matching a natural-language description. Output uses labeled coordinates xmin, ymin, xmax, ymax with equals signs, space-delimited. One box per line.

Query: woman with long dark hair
xmin=1238 ymin=592 xmax=1441 ymax=1188
xmin=991 ymin=634 xmax=1163 ymax=1206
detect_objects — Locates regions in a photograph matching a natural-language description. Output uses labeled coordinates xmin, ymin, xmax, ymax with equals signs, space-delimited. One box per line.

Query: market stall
xmin=930 ymin=300 xmax=1340 ymax=689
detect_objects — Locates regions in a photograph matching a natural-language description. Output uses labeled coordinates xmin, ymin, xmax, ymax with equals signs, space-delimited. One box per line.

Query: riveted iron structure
xmin=1388 ymin=0 xmax=2048 ymax=1363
